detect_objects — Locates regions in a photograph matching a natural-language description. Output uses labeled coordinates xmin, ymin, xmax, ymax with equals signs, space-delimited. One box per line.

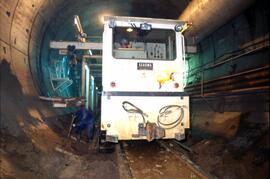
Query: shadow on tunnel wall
xmin=1 ymin=59 xmax=39 ymax=136
xmin=0 ymin=59 xmax=92 ymax=178
xmin=0 ymin=59 xmax=66 ymax=151
xmin=0 ymin=60 xmax=47 ymax=177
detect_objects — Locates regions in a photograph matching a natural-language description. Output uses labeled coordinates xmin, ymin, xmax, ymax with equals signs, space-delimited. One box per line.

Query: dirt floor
xmin=186 ymin=133 xmax=269 ymax=179
xmin=1 ymin=119 xmax=269 ymax=179
xmin=122 ymin=140 xmax=208 ymax=179
xmin=121 ymin=135 xmax=269 ymax=179
xmin=0 ymin=114 xmax=119 ymax=179
xmin=0 ymin=61 xmax=120 ymax=179
xmin=1 ymin=112 xmax=269 ymax=179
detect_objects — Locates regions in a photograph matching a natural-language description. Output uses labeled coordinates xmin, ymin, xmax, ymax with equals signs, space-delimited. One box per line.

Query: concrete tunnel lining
xmin=0 ymin=0 xmax=69 ymax=149
xmin=0 ymin=0 xmax=269 ymax=178
xmin=1 ymin=0 xmax=63 ymax=94
xmin=179 ymin=0 xmax=256 ymax=44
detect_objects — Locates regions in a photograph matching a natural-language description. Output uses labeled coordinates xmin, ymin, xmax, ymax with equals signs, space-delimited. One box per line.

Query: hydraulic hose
xmin=157 ymin=105 xmax=185 ymax=129
xmin=122 ymin=101 xmax=148 ymax=124
xmin=122 ymin=101 xmax=185 ymax=130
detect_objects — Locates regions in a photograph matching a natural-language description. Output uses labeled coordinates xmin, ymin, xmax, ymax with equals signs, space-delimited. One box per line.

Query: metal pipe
xmin=188 ymin=38 xmax=269 ymax=74
xmin=188 ymin=76 xmax=270 ymax=92
xmin=191 ymin=86 xmax=269 ymax=98
xmin=179 ymin=0 xmax=255 ymax=45
xmin=200 ymin=70 xmax=204 ymax=96
xmin=189 ymin=79 xmax=269 ymax=95
xmin=185 ymin=65 xmax=269 ymax=88
xmin=186 ymin=72 xmax=269 ymax=92
xmin=186 ymin=66 xmax=269 ymax=96
xmin=191 ymin=89 xmax=269 ymax=99
xmin=207 ymin=44 xmax=268 ymax=69
xmin=202 ymin=78 xmax=269 ymax=91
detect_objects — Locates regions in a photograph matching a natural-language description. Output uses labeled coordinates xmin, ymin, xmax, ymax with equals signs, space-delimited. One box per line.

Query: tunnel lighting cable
xmin=122 ymin=101 xmax=148 ymax=125
xmin=157 ymin=105 xmax=185 ymax=129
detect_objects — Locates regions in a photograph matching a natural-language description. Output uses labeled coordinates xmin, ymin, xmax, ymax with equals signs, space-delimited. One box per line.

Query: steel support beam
xmin=50 ymin=41 xmax=102 ymax=50
xmin=83 ymin=54 xmax=102 ymax=59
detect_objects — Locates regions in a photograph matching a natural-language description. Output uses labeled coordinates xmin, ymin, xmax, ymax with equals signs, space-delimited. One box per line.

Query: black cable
xmin=157 ymin=105 xmax=185 ymax=129
xmin=122 ymin=101 xmax=185 ymax=130
xmin=122 ymin=101 xmax=148 ymax=124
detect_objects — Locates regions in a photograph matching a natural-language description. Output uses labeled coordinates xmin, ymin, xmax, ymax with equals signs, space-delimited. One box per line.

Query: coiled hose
xmin=122 ymin=101 xmax=185 ymax=130
xmin=157 ymin=105 xmax=185 ymax=129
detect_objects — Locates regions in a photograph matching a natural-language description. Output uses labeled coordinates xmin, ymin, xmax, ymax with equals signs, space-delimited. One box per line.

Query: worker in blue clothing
xmin=73 ymin=102 xmax=94 ymax=143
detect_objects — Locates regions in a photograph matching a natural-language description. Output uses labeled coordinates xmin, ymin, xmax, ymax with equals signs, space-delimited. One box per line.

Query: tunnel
xmin=0 ymin=0 xmax=269 ymax=178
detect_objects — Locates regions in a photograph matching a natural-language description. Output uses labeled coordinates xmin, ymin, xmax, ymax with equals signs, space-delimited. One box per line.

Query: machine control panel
xmin=146 ymin=43 xmax=166 ymax=60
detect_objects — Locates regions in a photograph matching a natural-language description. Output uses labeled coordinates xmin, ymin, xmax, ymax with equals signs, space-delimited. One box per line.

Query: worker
xmin=73 ymin=102 xmax=94 ymax=143
xmin=120 ymin=38 xmax=130 ymax=48
xmin=114 ymin=38 xmax=131 ymax=49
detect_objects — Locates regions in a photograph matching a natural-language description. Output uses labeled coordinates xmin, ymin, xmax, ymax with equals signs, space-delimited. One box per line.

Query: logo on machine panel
xmin=137 ymin=62 xmax=153 ymax=70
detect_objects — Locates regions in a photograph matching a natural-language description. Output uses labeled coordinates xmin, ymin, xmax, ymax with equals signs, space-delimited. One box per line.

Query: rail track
xmin=116 ymin=140 xmax=215 ymax=179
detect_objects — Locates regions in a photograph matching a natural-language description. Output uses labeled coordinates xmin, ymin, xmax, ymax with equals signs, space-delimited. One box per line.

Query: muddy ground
xmin=0 ymin=114 xmax=119 ymax=179
xmin=187 ymin=134 xmax=269 ymax=179
xmin=1 ymin=117 xmax=269 ymax=179
xmin=122 ymin=140 xmax=208 ymax=179
xmin=0 ymin=60 xmax=120 ymax=179
xmin=121 ymin=133 xmax=269 ymax=179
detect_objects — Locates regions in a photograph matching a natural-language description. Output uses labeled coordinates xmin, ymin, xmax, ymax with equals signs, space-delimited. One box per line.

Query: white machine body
xmin=101 ymin=16 xmax=189 ymax=142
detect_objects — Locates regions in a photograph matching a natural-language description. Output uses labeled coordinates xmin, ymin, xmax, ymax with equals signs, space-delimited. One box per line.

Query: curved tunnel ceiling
xmin=50 ymin=0 xmax=189 ymax=40
xmin=0 ymin=0 xmax=189 ymax=104
xmin=179 ymin=0 xmax=255 ymax=44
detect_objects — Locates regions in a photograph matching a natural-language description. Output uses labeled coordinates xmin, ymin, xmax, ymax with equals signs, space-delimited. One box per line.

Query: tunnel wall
xmin=0 ymin=0 xmax=65 ymax=95
xmin=186 ymin=0 xmax=269 ymax=84
xmin=186 ymin=0 xmax=269 ymax=147
xmin=0 ymin=0 xmax=68 ymax=150
xmin=1 ymin=0 xmax=269 ymax=144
